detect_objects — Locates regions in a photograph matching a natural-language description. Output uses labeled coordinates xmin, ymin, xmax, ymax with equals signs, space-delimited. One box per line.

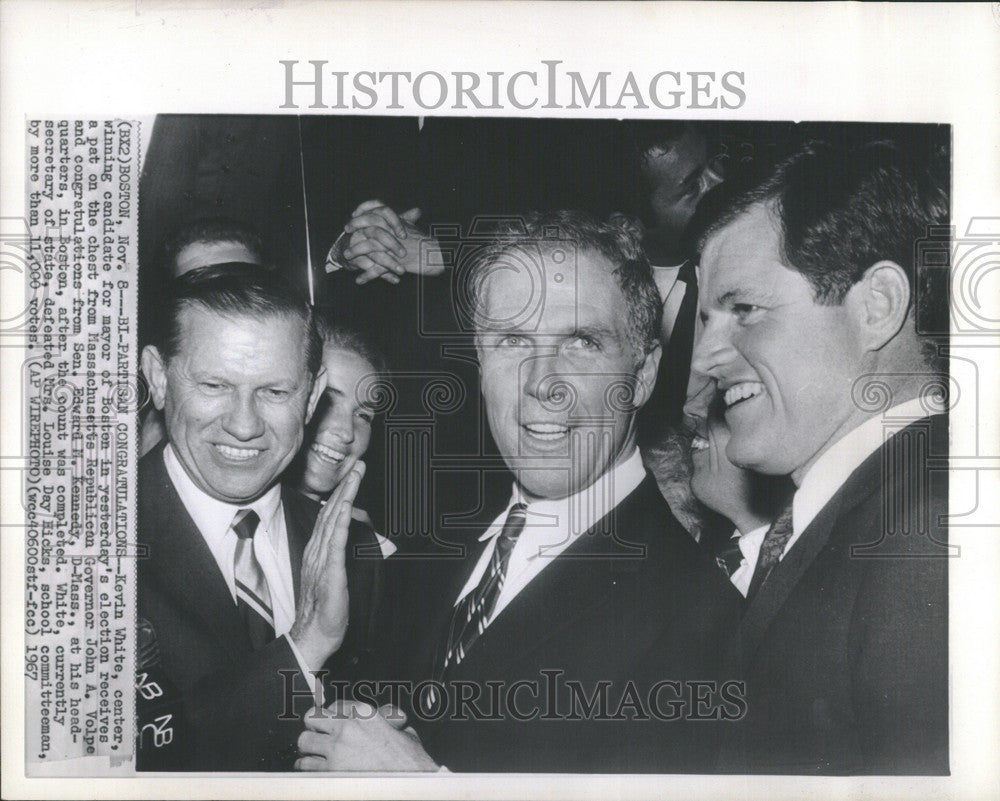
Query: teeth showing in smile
xmin=311 ymin=443 xmax=347 ymax=464
xmin=691 ymin=435 xmax=710 ymax=451
xmin=524 ymin=422 xmax=569 ymax=441
xmin=724 ymin=382 xmax=764 ymax=408
xmin=216 ymin=445 xmax=261 ymax=461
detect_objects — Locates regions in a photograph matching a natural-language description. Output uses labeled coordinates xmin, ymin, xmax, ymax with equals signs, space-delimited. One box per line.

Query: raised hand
xmin=289 ymin=461 xmax=366 ymax=671
xmin=339 ymin=200 xmax=444 ymax=285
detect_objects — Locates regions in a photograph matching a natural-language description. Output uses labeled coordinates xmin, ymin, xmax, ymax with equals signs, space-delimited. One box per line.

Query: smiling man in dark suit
xmin=691 ymin=138 xmax=950 ymax=774
xmin=137 ymin=264 xmax=380 ymax=771
xmin=294 ymin=211 xmax=742 ymax=773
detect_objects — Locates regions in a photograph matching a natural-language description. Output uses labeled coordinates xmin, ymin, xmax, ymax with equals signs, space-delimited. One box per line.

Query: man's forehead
xmin=700 ymin=202 xmax=785 ymax=294
xmin=176 ymin=304 xmax=307 ymax=351
xmin=479 ymin=246 xmax=621 ymax=328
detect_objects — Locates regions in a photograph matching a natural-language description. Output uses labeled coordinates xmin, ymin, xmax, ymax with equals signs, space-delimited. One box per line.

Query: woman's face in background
xmin=300 ymin=346 xmax=378 ymax=498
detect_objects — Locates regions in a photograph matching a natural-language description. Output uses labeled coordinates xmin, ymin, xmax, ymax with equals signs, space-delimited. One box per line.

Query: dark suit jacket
xmin=373 ymin=473 xmax=742 ymax=773
xmin=137 ymin=442 xmax=383 ymax=771
xmin=717 ymin=413 xmax=949 ymax=775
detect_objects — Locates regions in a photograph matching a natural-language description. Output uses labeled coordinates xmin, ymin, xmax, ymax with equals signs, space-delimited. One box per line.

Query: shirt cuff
xmin=375 ymin=532 xmax=397 ymax=559
xmin=284 ymin=634 xmax=326 ymax=708
xmin=325 ymin=231 xmax=350 ymax=273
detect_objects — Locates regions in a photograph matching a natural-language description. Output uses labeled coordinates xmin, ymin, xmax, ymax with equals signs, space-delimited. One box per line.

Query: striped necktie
xmin=232 ymin=509 xmax=275 ymax=649
xmin=745 ymin=502 xmax=795 ymax=603
xmin=440 ymin=503 xmax=528 ymax=675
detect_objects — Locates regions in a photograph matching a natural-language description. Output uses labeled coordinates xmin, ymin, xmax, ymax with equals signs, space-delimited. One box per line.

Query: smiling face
xmin=144 ymin=306 xmax=323 ymax=503
xmin=693 ymin=202 xmax=867 ymax=483
xmin=299 ymin=346 xmax=377 ymax=498
xmin=476 ymin=247 xmax=659 ymax=500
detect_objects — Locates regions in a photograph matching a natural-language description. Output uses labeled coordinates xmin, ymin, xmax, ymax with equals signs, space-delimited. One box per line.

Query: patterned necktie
xmin=232 ymin=509 xmax=275 ymax=649
xmin=745 ymin=502 xmax=795 ymax=602
xmin=440 ymin=503 xmax=528 ymax=676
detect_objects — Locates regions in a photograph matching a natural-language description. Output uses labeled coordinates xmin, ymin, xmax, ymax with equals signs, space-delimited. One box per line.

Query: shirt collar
xmin=163 ymin=443 xmax=284 ymax=548
xmin=793 ymin=394 xmax=940 ymax=536
xmin=479 ymin=447 xmax=647 ymax=543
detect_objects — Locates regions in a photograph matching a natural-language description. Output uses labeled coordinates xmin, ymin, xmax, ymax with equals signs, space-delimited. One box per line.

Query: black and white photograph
xmin=2 ymin=2 xmax=998 ymax=799
xmin=129 ymin=114 xmax=952 ymax=775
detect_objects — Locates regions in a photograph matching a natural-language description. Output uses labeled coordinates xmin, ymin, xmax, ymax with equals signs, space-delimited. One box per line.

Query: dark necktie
xmin=715 ymin=536 xmax=745 ymax=578
xmin=745 ymin=502 xmax=795 ymax=603
xmin=440 ymin=503 xmax=528 ymax=676
xmin=232 ymin=509 xmax=275 ymax=649
xmin=664 ymin=259 xmax=698 ymax=426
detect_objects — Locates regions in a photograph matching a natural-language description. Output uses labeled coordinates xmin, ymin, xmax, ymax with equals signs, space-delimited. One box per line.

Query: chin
xmin=724 ymin=437 xmax=767 ymax=473
xmin=515 ymin=470 xmax=569 ymax=501
xmin=303 ymin=471 xmax=338 ymax=498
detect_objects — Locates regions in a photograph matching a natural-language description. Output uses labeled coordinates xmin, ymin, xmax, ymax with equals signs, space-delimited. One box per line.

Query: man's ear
xmin=304 ymin=366 xmax=327 ymax=424
xmin=848 ymin=260 xmax=912 ymax=352
xmin=632 ymin=342 xmax=662 ymax=410
xmin=141 ymin=345 xmax=169 ymax=410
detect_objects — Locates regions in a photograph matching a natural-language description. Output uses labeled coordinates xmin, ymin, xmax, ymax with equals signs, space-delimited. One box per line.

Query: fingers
xmin=328 ymin=464 xmax=365 ymax=562
xmin=347 ymin=202 xmax=406 ymax=240
xmin=378 ymin=704 xmax=409 ymax=730
xmin=356 ymin=266 xmax=400 ymax=286
xmin=298 ymin=730 xmax=338 ymax=758
xmin=348 ymin=245 xmax=404 ymax=274
xmin=306 ymin=460 xmax=362 ymax=566
xmin=294 ymin=755 xmax=329 ymax=771
xmin=345 ymin=226 xmax=406 ymax=260
xmin=347 ymin=257 xmax=400 ymax=285
xmin=302 ymin=706 xmax=338 ymax=732
xmin=400 ymin=206 xmax=422 ymax=224
xmin=329 ymin=459 xmax=365 ymax=513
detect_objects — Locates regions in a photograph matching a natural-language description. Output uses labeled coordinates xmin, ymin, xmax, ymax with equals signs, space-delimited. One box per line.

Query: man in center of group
xmin=295 ymin=211 xmax=741 ymax=773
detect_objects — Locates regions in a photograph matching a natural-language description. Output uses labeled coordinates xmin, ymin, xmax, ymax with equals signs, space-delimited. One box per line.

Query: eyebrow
xmin=714 ymin=288 xmax=773 ymax=306
xmin=572 ymin=324 xmax=613 ymax=340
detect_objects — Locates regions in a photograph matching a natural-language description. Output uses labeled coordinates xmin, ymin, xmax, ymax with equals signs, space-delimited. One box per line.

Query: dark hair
xmin=693 ymin=138 xmax=950 ymax=369
xmin=627 ymin=120 xmax=713 ymax=163
xmin=467 ymin=210 xmax=662 ymax=359
xmin=162 ymin=217 xmax=268 ymax=273
xmin=154 ymin=262 xmax=322 ymax=375
xmin=314 ymin=311 xmax=390 ymax=379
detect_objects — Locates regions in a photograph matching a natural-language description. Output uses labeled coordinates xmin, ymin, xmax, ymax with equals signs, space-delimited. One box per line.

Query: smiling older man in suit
xmin=138 ymin=264 xmax=381 ymax=771
xmin=294 ymin=211 xmax=742 ymax=773
xmin=691 ymin=138 xmax=950 ymax=774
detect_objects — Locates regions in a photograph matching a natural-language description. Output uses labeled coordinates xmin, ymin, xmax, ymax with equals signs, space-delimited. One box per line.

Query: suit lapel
xmin=140 ymin=445 xmax=251 ymax=652
xmin=733 ymin=416 xmax=942 ymax=667
xmin=281 ymin=486 xmax=312 ymax=602
xmin=452 ymin=477 xmax=656 ymax=679
xmin=422 ymin=535 xmax=493 ymax=679
xmin=736 ymin=492 xmax=845 ymax=667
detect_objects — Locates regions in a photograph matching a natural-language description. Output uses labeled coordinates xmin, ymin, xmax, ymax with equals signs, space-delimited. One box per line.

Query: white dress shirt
xmin=454 ymin=448 xmax=647 ymax=624
xmin=727 ymin=524 xmax=770 ymax=597
xmin=163 ymin=444 xmax=314 ymax=675
xmin=650 ymin=262 xmax=687 ymax=345
xmin=727 ymin=395 xmax=940 ymax=595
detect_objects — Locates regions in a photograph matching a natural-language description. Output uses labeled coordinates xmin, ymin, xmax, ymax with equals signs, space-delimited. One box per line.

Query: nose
xmin=221 ymin=391 xmax=266 ymax=441
xmin=690 ymin=314 xmax=734 ymax=380
xmin=523 ymin=350 xmax=568 ymax=409
xmin=318 ymin=404 xmax=355 ymax=444
xmin=701 ymin=165 xmax=724 ymax=194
